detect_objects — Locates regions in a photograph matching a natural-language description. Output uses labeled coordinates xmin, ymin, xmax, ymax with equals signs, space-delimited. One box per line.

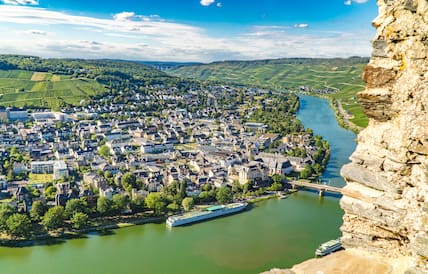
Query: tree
xmin=269 ymin=182 xmax=283 ymax=191
xmin=145 ymin=192 xmax=166 ymax=215
xmin=121 ymin=173 xmax=137 ymax=193
xmin=97 ymin=196 xmax=112 ymax=215
xmin=129 ymin=196 xmax=145 ymax=213
xmin=112 ymin=194 xmax=129 ymax=213
xmin=71 ymin=212 xmax=89 ymax=230
xmin=44 ymin=185 xmax=57 ymax=200
xmin=30 ymin=200 xmax=46 ymax=221
xmin=6 ymin=213 xmax=32 ymax=239
xmin=42 ymin=206 xmax=65 ymax=230
xmin=182 ymin=197 xmax=194 ymax=211
xmin=0 ymin=204 xmax=16 ymax=232
xmin=65 ymin=198 xmax=88 ymax=217
xmin=167 ymin=202 xmax=180 ymax=212
xmin=216 ymin=187 xmax=233 ymax=204
xmin=98 ymin=145 xmax=111 ymax=158
xmin=179 ymin=180 xmax=186 ymax=199
xmin=300 ymin=165 xmax=313 ymax=179
xmin=271 ymin=174 xmax=282 ymax=184
xmin=232 ymin=180 xmax=242 ymax=193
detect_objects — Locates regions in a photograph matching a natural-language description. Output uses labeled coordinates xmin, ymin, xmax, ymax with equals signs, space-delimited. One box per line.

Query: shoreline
xmin=0 ymin=214 xmax=165 ymax=247
xmin=291 ymin=90 xmax=363 ymax=133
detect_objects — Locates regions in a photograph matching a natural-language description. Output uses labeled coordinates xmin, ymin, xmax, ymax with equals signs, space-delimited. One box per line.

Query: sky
xmin=0 ymin=0 xmax=378 ymax=62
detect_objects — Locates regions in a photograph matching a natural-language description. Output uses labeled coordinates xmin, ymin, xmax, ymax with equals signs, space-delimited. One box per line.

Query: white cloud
xmin=113 ymin=12 xmax=135 ymax=21
xmin=1 ymin=0 xmax=38 ymax=5
xmin=344 ymin=0 xmax=369 ymax=5
xmin=0 ymin=5 xmax=372 ymax=62
xmin=216 ymin=2 xmax=222 ymax=8
xmin=200 ymin=0 xmax=215 ymax=7
xmin=294 ymin=23 xmax=309 ymax=28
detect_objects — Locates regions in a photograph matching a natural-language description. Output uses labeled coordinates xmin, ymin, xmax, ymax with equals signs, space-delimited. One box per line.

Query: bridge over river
xmin=289 ymin=180 xmax=343 ymax=196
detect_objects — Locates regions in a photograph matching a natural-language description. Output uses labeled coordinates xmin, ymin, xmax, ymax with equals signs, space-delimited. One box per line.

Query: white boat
xmin=166 ymin=202 xmax=248 ymax=227
xmin=315 ymin=238 xmax=342 ymax=256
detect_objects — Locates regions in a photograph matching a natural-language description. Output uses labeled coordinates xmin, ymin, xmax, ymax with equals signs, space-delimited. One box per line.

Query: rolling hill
xmin=0 ymin=55 xmax=175 ymax=109
xmin=168 ymin=57 xmax=369 ymax=128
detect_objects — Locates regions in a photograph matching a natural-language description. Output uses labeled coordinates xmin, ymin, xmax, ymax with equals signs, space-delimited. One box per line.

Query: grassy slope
xmin=0 ymin=55 xmax=175 ymax=109
xmin=0 ymin=69 xmax=105 ymax=108
xmin=168 ymin=58 xmax=369 ymax=128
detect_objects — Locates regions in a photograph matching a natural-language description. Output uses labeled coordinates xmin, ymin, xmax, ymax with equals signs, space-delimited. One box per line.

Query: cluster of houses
xmin=0 ymin=85 xmax=321 ymax=212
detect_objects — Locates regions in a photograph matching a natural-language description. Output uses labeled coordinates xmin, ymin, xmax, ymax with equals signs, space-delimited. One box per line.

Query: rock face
xmin=340 ymin=0 xmax=428 ymax=272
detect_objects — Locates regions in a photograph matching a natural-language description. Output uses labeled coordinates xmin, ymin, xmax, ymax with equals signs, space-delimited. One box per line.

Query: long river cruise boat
xmin=166 ymin=202 xmax=248 ymax=227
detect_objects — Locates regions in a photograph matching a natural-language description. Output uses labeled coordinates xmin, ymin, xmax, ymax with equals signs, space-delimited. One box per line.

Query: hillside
xmin=168 ymin=57 xmax=369 ymax=128
xmin=0 ymin=55 xmax=176 ymax=109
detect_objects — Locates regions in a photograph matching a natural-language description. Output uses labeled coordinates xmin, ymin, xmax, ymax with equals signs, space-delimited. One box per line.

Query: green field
xmin=168 ymin=58 xmax=369 ymax=128
xmin=0 ymin=70 xmax=106 ymax=108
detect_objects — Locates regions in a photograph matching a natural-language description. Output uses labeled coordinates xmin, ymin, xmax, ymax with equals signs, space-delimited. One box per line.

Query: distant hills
xmin=167 ymin=57 xmax=369 ymax=128
xmin=0 ymin=54 xmax=369 ymax=128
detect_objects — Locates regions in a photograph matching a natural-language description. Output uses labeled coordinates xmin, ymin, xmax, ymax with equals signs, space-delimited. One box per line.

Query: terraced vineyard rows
xmin=0 ymin=70 xmax=105 ymax=108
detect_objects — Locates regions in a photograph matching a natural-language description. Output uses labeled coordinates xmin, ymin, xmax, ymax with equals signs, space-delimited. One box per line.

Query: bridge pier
xmin=319 ymin=189 xmax=325 ymax=197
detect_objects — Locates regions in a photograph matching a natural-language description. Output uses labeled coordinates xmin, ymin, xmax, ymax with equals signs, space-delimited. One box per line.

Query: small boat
xmin=315 ymin=238 xmax=342 ymax=256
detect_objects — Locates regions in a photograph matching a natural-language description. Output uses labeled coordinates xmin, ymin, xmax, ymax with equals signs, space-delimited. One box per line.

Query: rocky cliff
xmin=340 ymin=0 xmax=427 ymax=272
xmin=264 ymin=0 xmax=427 ymax=273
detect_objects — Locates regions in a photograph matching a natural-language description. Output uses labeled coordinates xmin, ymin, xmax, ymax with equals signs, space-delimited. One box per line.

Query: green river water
xmin=0 ymin=95 xmax=356 ymax=274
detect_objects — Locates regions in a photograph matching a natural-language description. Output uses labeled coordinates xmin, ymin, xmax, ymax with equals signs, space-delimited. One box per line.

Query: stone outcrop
xmin=340 ymin=0 xmax=428 ymax=272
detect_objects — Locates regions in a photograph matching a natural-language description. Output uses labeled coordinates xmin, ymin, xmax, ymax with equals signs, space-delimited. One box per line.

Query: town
xmin=0 ymin=84 xmax=329 ymax=239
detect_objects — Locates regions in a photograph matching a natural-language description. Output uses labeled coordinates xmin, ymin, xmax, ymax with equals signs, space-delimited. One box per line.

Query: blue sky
xmin=0 ymin=0 xmax=377 ymax=62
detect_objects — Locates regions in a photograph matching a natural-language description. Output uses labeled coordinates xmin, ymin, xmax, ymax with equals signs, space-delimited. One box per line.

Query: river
xmin=297 ymin=94 xmax=357 ymax=187
xmin=0 ymin=95 xmax=356 ymax=274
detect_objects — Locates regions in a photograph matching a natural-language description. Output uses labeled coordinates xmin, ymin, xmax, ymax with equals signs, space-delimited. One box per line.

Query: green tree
xmin=145 ymin=192 xmax=166 ymax=215
xmin=269 ymin=182 xmax=283 ymax=191
xmin=42 ymin=206 xmax=65 ymax=230
xmin=232 ymin=180 xmax=242 ymax=193
xmin=167 ymin=202 xmax=180 ymax=212
xmin=121 ymin=173 xmax=137 ymax=193
xmin=216 ymin=187 xmax=233 ymax=204
xmin=71 ymin=212 xmax=89 ymax=230
xmin=0 ymin=204 xmax=16 ymax=231
xmin=97 ymin=196 xmax=112 ymax=215
xmin=179 ymin=180 xmax=186 ymax=199
xmin=6 ymin=213 xmax=32 ymax=239
xmin=182 ymin=197 xmax=194 ymax=211
xmin=98 ymin=145 xmax=111 ymax=158
xmin=65 ymin=198 xmax=88 ymax=217
xmin=271 ymin=174 xmax=282 ymax=184
xmin=30 ymin=200 xmax=46 ymax=221
xmin=112 ymin=194 xmax=129 ymax=213
xmin=129 ymin=196 xmax=145 ymax=213
xmin=300 ymin=165 xmax=313 ymax=179
xmin=44 ymin=185 xmax=57 ymax=200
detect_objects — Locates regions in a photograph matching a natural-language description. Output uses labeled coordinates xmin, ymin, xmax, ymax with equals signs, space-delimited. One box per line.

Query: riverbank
xmin=0 ymin=213 xmax=165 ymax=247
xmin=290 ymin=90 xmax=363 ymax=133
